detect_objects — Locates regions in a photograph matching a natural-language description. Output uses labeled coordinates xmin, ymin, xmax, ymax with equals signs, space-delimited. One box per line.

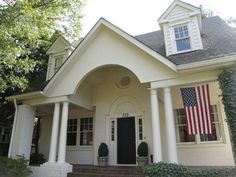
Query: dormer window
xmin=174 ymin=25 xmax=191 ymax=52
xmin=54 ymin=55 xmax=63 ymax=73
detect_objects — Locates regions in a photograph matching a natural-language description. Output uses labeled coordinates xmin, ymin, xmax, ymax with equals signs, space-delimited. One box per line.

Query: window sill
xmin=66 ymin=145 xmax=94 ymax=151
xmin=177 ymin=141 xmax=226 ymax=149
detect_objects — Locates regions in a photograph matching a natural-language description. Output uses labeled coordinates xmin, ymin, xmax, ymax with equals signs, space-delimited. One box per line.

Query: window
xmin=111 ymin=120 xmax=115 ymax=141
xmin=80 ymin=117 xmax=93 ymax=146
xmin=175 ymin=105 xmax=222 ymax=143
xmin=138 ymin=119 xmax=143 ymax=140
xmin=175 ymin=109 xmax=195 ymax=143
xmin=174 ymin=25 xmax=191 ymax=52
xmin=54 ymin=55 xmax=63 ymax=72
xmin=0 ymin=127 xmax=11 ymax=144
xmin=67 ymin=119 xmax=77 ymax=146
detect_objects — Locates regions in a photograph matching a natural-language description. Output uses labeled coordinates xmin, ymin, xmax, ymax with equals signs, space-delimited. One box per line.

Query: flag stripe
xmin=197 ymin=86 xmax=206 ymax=134
xmin=201 ymin=86 xmax=209 ymax=134
xmin=196 ymin=89 xmax=204 ymax=134
xmin=185 ymin=107 xmax=192 ymax=134
xmin=205 ymin=84 xmax=212 ymax=134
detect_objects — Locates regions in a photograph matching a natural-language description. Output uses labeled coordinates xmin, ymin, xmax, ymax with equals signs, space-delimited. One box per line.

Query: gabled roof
xmin=46 ymin=36 xmax=72 ymax=55
xmin=42 ymin=18 xmax=177 ymax=94
xmin=158 ymin=0 xmax=201 ymax=23
xmin=135 ymin=16 xmax=236 ymax=65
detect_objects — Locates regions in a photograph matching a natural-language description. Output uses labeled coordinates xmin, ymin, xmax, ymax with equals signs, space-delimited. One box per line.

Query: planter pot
xmin=137 ymin=156 xmax=148 ymax=167
xmin=97 ymin=156 xmax=108 ymax=167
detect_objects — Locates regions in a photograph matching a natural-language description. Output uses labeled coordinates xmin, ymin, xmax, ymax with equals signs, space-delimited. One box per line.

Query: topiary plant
xmin=137 ymin=142 xmax=148 ymax=157
xmin=98 ymin=142 xmax=109 ymax=157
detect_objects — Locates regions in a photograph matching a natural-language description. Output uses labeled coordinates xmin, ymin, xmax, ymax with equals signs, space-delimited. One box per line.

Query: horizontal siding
xmin=166 ymin=5 xmax=190 ymax=21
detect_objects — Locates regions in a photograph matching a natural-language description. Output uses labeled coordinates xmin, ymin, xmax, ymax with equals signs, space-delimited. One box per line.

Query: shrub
xmin=144 ymin=162 xmax=236 ymax=177
xmin=0 ymin=156 xmax=31 ymax=177
xmin=137 ymin=142 xmax=148 ymax=157
xmin=98 ymin=143 xmax=109 ymax=157
xmin=29 ymin=153 xmax=46 ymax=165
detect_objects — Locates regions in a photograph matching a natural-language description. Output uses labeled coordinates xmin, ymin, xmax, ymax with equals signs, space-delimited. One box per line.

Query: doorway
xmin=117 ymin=117 xmax=136 ymax=164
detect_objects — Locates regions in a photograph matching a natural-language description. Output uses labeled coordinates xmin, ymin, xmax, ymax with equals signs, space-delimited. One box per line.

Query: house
xmin=6 ymin=0 xmax=236 ymax=177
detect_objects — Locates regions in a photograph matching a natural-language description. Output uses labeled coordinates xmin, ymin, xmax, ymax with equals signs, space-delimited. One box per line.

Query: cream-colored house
xmin=7 ymin=0 xmax=236 ymax=177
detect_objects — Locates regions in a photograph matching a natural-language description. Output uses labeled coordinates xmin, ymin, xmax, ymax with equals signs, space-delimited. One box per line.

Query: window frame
xmin=54 ymin=55 xmax=64 ymax=73
xmin=67 ymin=118 xmax=78 ymax=147
xmin=79 ymin=117 xmax=94 ymax=147
xmin=173 ymin=24 xmax=192 ymax=52
xmin=174 ymin=104 xmax=224 ymax=145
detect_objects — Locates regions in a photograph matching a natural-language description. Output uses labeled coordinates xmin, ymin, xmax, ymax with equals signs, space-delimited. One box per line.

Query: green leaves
xmin=218 ymin=69 xmax=236 ymax=159
xmin=144 ymin=162 xmax=236 ymax=177
xmin=0 ymin=0 xmax=84 ymax=93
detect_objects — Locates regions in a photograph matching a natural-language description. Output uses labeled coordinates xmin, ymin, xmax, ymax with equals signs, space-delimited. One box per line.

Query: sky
xmin=80 ymin=0 xmax=236 ymax=37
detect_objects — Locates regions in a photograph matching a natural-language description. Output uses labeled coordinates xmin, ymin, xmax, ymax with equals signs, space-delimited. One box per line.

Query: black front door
xmin=117 ymin=117 xmax=136 ymax=164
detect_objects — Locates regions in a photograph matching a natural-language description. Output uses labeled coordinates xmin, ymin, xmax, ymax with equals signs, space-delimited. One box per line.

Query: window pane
xmin=176 ymin=38 xmax=191 ymax=51
xmin=179 ymin=126 xmax=195 ymax=142
xmin=80 ymin=117 xmax=93 ymax=146
xmin=67 ymin=119 xmax=77 ymax=146
xmin=67 ymin=133 xmax=77 ymax=146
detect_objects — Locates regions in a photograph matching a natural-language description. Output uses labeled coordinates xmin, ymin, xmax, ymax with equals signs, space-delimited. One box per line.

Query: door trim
xmin=106 ymin=112 xmax=145 ymax=166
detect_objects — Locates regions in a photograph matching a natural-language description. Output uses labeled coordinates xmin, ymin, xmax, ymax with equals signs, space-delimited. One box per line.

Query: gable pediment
xmin=43 ymin=19 xmax=177 ymax=97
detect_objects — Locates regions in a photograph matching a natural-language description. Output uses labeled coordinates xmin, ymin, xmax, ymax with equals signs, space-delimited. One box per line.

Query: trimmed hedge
xmin=144 ymin=162 xmax=236 ymax=177
xmin=0 ymin=156 xmax=31 ymax=177
xmin=98 ymin=142 xmax=109 ymax=157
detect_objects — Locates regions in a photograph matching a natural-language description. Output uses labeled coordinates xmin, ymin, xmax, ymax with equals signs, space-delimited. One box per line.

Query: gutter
xmin=8 ymin=99 xmax=18 ymax=158
xmin=177 ymin=54 xmax=236 ymax=71
xmin=6 ymin=91 xmax=43 ymax=101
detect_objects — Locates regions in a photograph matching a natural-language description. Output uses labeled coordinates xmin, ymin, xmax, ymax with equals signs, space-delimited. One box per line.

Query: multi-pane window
xmin=175 ymin=109 xmax=195 ymax=143
xmin=80 ymin=117 xmax=93 ymax=146
xmin=0 ymin=127 xmax=11 ymax=144
xmin=54 ymin=55 xmax=63 ymax=72
xmin=67 ymin=119 xmax=77 ymax=146
xmin=111 ymin=120 xmax=115 ymax=141
xmin=138 ymin=119 xmax=143 ymax=140
xmin=174 ymin=25 xmax=191 ymax=52
xmin=200 ymin=105 xmax=222 ymax=142
xmin=175 ymin=105 xmax=222 ymax=143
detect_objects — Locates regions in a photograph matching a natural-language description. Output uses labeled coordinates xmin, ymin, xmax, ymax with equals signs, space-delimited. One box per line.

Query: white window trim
xmin=171 ymin=23 xmax=193 ymax=54
xmin=79 ymin=117 xmax=94 ymax=147
xmin=175 ymin=104 xmax=225 ymax=146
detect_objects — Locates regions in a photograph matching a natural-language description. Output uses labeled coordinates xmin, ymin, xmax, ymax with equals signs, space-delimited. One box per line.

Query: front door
xmin=117 ymin=117 xmax=136 ymax=164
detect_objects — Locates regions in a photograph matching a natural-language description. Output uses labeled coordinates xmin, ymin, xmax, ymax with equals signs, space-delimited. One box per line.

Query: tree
xmin=0 ymin=0 xmax=84 ymax=93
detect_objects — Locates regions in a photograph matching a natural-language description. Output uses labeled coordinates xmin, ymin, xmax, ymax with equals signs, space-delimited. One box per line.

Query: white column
xmin=11 ymin=104 xmax=35 ymax=160
xmin=48 ymin=103 xmax=60 ymax=163
xmin=150 ymin=89 xmax=163 ymax=162
xmin=57 ymin=101 xmax=69 ymax=164
xmin=164 ymin=87 xmax=178 ymax=163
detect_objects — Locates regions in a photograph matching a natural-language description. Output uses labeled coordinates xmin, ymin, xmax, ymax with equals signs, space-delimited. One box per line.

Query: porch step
xmin=68 ymin=165 xmax=144 ymax=177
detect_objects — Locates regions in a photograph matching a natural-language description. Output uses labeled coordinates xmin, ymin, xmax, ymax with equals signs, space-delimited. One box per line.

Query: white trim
xmin=46 ymin=36 xmax=72 ymax=55
xmin=177 ymin=55 xmax=236 ymax=71
xmin=6 ymin=91 xmax=43 ymax=101
xmin=158 ymin=0 xmax=201 ymax=24
xmin=8 ymin=99 xmax=17 ymax=158
xmin=43 ymin=18 xmax=177 ymax=94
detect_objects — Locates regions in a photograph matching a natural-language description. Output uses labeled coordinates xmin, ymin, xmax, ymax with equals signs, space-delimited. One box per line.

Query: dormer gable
xmin=46 ymin=36 xmax=73 ymax=81
xmin=158 ymin=0 xmax=203 ymax=56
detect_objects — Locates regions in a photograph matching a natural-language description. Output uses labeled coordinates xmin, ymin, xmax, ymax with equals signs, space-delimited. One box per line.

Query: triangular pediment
xmin=46 ymin=36 xmax=72 ymax=55
xmin=42 ymin=18 xmax=177 ymax=97
xmin=158 ymin=0 xmax=201 ymax=24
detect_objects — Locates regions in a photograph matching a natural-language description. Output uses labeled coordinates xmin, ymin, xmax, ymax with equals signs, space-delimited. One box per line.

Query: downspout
xmin=8 ymin=99 xmax=18 ymax=158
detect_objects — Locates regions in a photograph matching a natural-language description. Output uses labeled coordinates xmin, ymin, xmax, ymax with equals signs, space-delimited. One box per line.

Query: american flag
xmin=180 ymin=84 xmax=213 ymax=135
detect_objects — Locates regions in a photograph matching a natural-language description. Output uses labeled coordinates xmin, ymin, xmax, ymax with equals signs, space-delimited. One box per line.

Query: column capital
xmin=163 ymin=87 xmax=171 ymax=93
xmin=150 ymin=89 xmax=157 ymax=95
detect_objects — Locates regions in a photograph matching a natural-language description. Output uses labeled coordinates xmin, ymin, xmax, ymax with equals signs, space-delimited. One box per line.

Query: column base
xmin=30 ymin=162 xmax=72 ymax=177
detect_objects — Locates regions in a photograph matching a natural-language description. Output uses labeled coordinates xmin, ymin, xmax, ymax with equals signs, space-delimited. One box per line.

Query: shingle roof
xmin=135 ymin=16 xmax=236 ymax=65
